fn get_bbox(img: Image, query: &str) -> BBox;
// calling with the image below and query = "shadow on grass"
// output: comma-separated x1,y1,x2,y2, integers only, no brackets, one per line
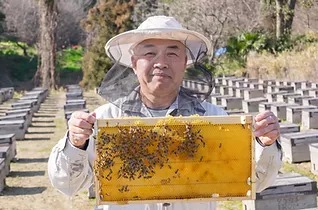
32,115,55,118
16,157,48,163
31,120,54,123
26,131,54,135
8,170,45,177
22,137,51,141
1,186,46,196
29,125,56,128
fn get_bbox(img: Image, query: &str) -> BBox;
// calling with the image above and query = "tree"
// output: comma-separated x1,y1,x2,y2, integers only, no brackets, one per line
259,0,276,34
259,0,296,39
132,0,169,27
55,0,94,48
275,0,296,38
2,0,97,89
167,0,259,63
296,0,318,31
81,0,136,89
2,0,39,45
33,0,58,89
2,0,92,49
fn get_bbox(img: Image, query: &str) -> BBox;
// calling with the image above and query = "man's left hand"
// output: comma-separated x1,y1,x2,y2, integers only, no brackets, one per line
253,110,280,146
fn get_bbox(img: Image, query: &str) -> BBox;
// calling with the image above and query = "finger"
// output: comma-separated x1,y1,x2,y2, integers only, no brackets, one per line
68,125,93,136
72,111,91,119
254,123,280,137
68,117,93,129
87,112,96,124
257,128,280,144
254,110,274,122
72,111,96,124
254,114,278,130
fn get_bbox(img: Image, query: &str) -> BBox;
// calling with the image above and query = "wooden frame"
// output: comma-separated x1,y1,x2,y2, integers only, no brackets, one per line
95,115,255,205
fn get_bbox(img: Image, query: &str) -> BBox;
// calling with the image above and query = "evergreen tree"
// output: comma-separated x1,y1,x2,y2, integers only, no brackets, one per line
81,0,135,89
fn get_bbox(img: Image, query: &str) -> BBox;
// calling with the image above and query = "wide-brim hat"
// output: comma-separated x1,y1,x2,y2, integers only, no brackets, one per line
105,16,211,67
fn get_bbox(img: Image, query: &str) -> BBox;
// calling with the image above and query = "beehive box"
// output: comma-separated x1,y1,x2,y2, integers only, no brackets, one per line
309,143,318,175
280,130,318,163
95,115,255,205
242,172,317,210
0,158,6,192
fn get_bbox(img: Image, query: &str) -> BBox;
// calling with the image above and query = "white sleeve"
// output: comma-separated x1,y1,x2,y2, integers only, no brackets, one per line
254,141,282,192
47,133,94,196
47,103,118,197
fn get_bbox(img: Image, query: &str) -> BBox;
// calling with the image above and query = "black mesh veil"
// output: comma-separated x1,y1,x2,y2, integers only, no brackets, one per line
98,62,139,102
182,43,214,100
98,40,214,109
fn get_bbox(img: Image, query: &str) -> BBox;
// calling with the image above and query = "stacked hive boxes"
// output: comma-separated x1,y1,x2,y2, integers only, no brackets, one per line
182,78,318,209
0,87,48,192
63,85,88,127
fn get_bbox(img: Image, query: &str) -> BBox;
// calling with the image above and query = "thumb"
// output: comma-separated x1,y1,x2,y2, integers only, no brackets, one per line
90,112,96,118
87,112,96,124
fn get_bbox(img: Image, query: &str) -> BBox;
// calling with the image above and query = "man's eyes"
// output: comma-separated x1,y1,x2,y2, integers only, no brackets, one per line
143,52,179,57
144,52,156,56
167,52,178,56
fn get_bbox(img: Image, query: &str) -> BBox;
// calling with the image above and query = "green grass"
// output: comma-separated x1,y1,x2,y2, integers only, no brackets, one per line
56,46,84,85
57,46,84,72
0,41,84,86
0,41,37,56
0,41,37,82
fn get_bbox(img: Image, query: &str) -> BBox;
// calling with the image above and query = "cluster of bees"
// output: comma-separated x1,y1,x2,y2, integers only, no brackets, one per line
95,123,205,183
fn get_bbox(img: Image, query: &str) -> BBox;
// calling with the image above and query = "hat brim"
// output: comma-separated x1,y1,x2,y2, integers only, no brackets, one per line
105,28,211,67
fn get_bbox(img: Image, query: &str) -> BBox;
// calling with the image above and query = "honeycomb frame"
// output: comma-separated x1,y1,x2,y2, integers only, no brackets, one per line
95,115,255,205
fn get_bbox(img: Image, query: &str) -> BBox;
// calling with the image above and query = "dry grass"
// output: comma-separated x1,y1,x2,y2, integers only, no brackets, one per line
281,162,318,182
246,43,318,82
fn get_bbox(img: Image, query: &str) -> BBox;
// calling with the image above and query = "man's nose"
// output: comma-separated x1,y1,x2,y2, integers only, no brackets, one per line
153,53,168,69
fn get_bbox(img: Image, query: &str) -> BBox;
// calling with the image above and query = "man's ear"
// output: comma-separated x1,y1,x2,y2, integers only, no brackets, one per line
131,56,137,74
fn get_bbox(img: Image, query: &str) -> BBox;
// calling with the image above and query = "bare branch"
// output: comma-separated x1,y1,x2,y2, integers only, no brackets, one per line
242,0,252,11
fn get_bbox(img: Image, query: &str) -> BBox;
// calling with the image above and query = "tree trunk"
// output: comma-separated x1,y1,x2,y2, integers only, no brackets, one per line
34,0,57,89
275,0,296,39
284,0,296,33
259,0,276,34
275,0,284,39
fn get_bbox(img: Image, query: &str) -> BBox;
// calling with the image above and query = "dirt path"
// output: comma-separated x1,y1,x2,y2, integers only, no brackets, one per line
0,90,103,210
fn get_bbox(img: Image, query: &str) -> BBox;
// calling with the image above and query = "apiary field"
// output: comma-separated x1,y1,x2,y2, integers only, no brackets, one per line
0,83,317,210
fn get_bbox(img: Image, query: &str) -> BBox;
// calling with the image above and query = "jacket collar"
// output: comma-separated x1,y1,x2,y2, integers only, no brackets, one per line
116,86,206,117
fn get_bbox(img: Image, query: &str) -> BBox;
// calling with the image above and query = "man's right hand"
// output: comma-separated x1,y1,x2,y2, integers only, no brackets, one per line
68,111,96,149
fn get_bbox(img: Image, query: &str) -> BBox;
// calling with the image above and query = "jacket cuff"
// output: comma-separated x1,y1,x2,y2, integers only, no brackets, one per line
57,132,88,158
256,137,282,151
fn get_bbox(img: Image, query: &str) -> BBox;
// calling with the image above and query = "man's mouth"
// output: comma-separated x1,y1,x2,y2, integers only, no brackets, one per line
152,72,170,78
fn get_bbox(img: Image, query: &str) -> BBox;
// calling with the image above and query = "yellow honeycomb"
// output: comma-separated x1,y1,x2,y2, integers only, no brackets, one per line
95,115,255,205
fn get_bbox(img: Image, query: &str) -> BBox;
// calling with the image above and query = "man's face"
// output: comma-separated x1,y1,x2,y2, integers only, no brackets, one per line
131,39,187,96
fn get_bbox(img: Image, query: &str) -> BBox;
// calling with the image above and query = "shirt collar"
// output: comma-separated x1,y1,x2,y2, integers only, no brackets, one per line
117,86,206,117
